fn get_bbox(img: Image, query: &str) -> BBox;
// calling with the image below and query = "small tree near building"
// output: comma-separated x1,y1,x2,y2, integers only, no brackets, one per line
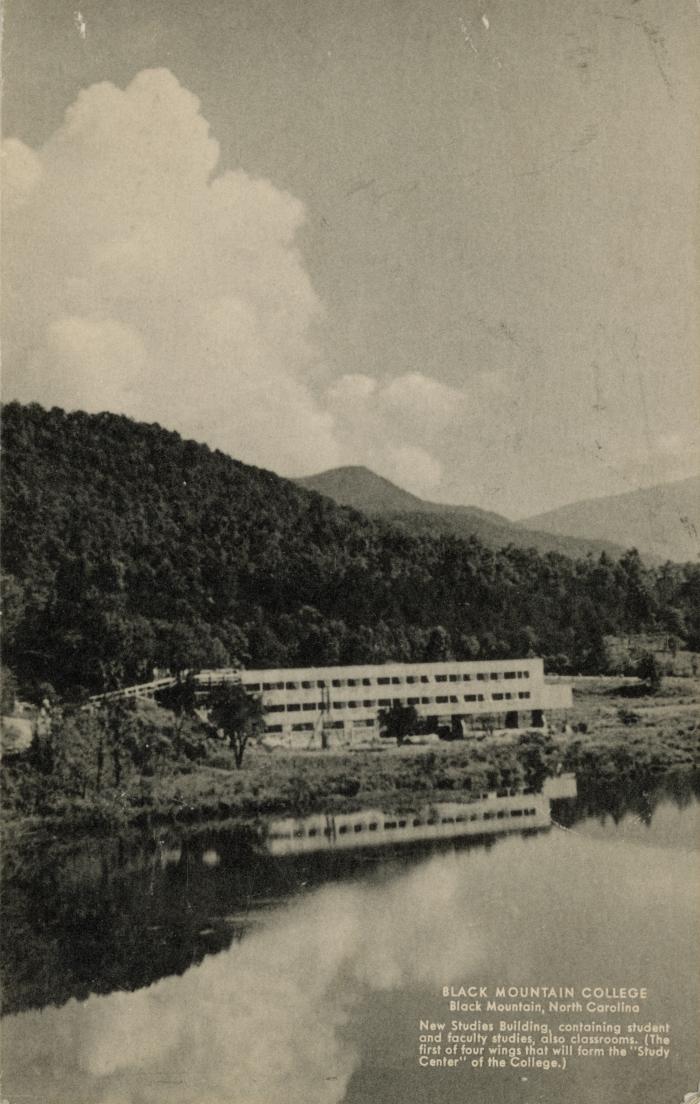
378,702,419,746
636,651,663,693
207,682,265,768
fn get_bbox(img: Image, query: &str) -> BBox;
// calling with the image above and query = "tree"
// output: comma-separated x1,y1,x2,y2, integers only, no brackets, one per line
636,651,663,693
516,730,556,791
378,702,419,746
96,698,139,789
206,682,265,768
157,671,199,738
1,666,18,714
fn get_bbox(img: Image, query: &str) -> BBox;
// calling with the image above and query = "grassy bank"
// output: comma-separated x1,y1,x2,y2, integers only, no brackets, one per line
2,678,698,833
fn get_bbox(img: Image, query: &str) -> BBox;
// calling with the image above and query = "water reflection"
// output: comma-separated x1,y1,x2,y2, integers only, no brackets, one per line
4,850,488,1104
2,773,699,1020
3,792,698,1104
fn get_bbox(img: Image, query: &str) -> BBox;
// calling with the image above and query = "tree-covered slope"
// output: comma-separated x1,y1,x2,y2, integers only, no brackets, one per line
2,402,699,697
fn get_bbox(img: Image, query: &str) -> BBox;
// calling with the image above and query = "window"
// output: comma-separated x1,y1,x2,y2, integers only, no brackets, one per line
462,674,471,682
348,701,358,708
267,704,284,713
362,677,372,686
436,695,448,704
303,702,316,711
464,694,477,702
391,676,401,685
363,699,375,708
247,683,261,692
308,828,318,837
420,675,430,683
477,673,487,681
398,819,407,828
287,702,301,711
493,693,504,701
265,724,283,733
406,676,417,684
477,694,485,702
332,701,345,709
365,718,375,727
291,722,314,731
329,720,344,729
449,695,458,703
301,680,313,689
408,696,419,705
354,823,363,832
490,672,500,681
504,693,512,700
504,671,516,680
378,677,390,685
332,679,343,688
316,680,326,688
384,820,397,829
378,698,390,706
263,682,274,691
449,674,460,682
347,678,358,687
421,696,433,704
519,691,531,699
435,674,447,683
285,681,298,690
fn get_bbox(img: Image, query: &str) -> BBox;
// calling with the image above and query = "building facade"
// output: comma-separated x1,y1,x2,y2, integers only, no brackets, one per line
208,658,573,749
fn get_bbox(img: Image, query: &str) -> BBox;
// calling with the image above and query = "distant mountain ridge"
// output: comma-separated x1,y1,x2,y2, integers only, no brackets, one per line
522,476,700,564
295,466,630,562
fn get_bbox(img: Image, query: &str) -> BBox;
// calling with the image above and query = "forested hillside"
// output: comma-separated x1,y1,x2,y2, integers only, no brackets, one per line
2,402,699,699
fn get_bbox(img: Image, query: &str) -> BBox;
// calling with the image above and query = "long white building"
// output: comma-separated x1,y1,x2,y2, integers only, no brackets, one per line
207,658,572,749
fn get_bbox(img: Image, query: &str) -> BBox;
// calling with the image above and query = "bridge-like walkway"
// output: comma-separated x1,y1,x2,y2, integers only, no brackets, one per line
89,668,241,704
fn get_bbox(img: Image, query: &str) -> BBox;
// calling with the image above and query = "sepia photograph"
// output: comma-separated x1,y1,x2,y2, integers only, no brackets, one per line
1,1,699,1101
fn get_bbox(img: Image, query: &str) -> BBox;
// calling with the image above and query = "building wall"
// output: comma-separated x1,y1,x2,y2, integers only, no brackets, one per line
221,658,572,748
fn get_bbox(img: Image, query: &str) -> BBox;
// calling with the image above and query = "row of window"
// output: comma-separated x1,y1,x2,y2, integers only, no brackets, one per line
268,806,541,840
266,718,378,734
245,670,531,693
265,691,531,714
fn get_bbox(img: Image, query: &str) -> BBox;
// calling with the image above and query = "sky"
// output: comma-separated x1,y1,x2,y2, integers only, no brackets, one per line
2,0,698,517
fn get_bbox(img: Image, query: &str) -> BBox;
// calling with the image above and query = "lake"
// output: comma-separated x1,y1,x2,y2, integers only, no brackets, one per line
2,772,699,1104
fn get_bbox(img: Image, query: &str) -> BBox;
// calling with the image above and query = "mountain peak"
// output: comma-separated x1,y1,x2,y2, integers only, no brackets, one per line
295,466,428,513
294,465,635,561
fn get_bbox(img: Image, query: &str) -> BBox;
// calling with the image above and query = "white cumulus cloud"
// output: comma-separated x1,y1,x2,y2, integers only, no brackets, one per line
2,69,340,475
2,68,479,493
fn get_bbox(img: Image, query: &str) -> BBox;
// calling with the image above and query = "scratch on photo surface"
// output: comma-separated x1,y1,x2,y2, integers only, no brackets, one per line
601,10,674,99
74,10,86,39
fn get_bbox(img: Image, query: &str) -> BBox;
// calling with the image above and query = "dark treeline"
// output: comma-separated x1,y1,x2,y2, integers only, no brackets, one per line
3,401,699,699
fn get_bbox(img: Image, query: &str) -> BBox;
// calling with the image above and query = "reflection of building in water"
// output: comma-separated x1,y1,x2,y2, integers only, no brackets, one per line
263,788,562,856
201,658,572,749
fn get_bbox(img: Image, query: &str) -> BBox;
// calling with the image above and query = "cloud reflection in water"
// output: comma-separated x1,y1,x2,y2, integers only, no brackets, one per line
6,850,484,1104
